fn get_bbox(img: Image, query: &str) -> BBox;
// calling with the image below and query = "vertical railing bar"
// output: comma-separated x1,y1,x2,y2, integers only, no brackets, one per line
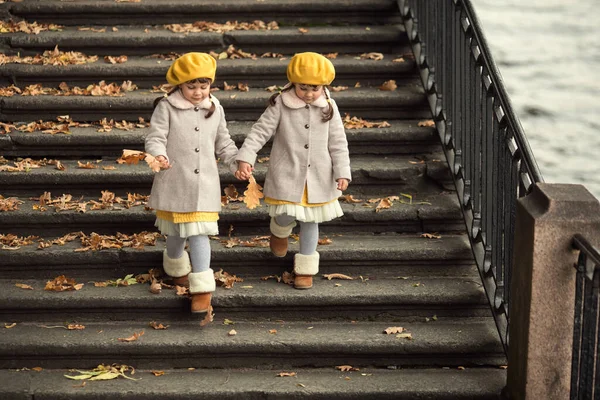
571,255,585,399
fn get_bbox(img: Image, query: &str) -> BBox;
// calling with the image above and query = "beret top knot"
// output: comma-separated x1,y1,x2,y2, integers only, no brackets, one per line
166,52,217,86
286,52,335,86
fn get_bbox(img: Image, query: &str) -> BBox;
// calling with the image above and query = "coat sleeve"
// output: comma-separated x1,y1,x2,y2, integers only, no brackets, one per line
145,99,170,160
214,105,239,175
328,100,352,181
236,99,281,166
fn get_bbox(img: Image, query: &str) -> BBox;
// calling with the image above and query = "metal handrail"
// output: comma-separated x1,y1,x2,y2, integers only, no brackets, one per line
571,234,600,399
398,0,544,353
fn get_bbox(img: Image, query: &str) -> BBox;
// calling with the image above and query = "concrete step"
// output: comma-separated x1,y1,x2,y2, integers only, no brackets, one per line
0,319,505,369
0,274,487,321
0,367,506,400
0,53,417,88
5,0,402,25
0,154,451,197
0,120,439,157
0,233,473,280
1,25,408,56
0,86,429,122
0,189,461,236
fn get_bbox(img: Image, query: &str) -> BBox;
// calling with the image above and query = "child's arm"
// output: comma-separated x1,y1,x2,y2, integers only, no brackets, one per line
145,100,171,167
327,99,352,188
214,104,239,175
236,100,281,172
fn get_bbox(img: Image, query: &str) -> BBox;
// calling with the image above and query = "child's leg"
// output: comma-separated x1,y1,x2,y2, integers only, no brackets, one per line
294,222,320,290
163,235,191,284
187,234,216,313
270,214,297,257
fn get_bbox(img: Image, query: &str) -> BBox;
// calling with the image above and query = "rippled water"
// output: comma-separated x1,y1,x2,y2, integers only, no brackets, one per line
472,0,600,198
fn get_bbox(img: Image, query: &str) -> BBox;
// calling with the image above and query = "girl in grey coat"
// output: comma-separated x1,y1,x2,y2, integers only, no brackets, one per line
146,52,238,313
236,52,351,290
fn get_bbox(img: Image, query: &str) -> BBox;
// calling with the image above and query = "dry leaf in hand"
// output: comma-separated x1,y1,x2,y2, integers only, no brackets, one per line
379,80,397,91
384,326,404,334
117,330,144,342
144,153,162,173
243,175,264,209
323,273,354,280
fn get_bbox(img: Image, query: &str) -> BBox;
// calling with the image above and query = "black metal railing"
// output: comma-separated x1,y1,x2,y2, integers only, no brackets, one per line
398,0,544,352
571,234,600,399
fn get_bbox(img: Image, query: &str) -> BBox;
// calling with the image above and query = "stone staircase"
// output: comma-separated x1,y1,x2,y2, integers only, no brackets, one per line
0,0,506,398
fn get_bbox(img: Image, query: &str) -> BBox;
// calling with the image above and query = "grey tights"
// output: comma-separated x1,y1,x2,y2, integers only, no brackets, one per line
166,235,211,273
275,214,318,255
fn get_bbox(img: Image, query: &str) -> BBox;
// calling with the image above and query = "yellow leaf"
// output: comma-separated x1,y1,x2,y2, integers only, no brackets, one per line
243,175,264,210
5,323,16,329
228,329,237,336
89,371,121,380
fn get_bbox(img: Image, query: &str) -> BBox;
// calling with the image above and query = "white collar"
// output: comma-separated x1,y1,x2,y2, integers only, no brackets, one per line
166,89,217,110
280,84,330,109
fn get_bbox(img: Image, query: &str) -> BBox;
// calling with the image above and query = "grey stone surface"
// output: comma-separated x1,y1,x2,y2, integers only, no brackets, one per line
0,319,504,369
0,368,505,400
507,183,600,399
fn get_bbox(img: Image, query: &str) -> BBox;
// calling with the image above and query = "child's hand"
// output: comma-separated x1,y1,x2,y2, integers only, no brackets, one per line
236,161,254,181
155,155,171,169
336,178,349,191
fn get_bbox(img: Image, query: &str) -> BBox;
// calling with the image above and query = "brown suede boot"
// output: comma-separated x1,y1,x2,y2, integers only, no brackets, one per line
293,252,319,290
163,251,192,285
269,217,296,258
191,293,212,313
294,275,313,290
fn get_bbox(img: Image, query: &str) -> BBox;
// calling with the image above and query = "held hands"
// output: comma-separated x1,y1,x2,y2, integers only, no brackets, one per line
337,178,349,191
155,155,171,169
235,161,254,181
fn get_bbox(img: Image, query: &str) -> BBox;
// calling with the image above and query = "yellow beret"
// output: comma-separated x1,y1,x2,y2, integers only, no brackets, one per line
166,52,216,86
286,52,335,86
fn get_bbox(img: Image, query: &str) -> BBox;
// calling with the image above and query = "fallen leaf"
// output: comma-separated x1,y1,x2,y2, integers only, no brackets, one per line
379,80,397,91
420,233,441,239
5,323,16,329
15,283,33,290
32,367,43,372
360,52,384,61
149,321,169,330
228,329,237,336
67,324,86,330
392,57,405,63
396,332,413,340
65,364,139,381
418,120,435,127
375,198,393,212
277,372,297,377
117,330,144,342
149,279,162,294
151,370,165,376
384,327,404,335
336,365,359,372
199,304,214,327
214,269,243,289
44,275,84,291
322,273,354,280
175,285,188,296
340,194,363,203
298,28,309,34
318,237,333,245
458,366,465,370
77,161,97,169
269,329,277,334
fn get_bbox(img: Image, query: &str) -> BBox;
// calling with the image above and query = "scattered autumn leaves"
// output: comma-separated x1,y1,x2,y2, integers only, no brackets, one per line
0,115,149,135
0,80,138,97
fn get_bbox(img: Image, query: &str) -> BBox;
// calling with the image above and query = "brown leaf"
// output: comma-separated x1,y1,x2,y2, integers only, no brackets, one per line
418,120,435,127
175,285,188,296
228,329,237,336
269,329,277,334
214,269,243,289
243,175,264,209
342,114,391,129
32,367,43,372
151,370,165,376
149,321,169,330
379,80,397,91
77,161,97,169
331,86,349,92
199,304,214,327
318,237,333,245
5,323,16,329
282,271,294,285
67,324,86,330
336,365,359,372
117,330,144,342
44,275,84,291
15,283,33,290
277,372,297,377
420,233,442,239
340,194,362,203
117,149,146,165
360,52,384,61
323,273,354,280
104,55,128,64
375,198,393,212
149,279,162,294
392,57,405,63
384,326,404,335
298,28,309,34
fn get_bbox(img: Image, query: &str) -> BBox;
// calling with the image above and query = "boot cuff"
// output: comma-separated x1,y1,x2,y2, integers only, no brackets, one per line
294,252,320,276
163,250,192,278
189,269,216,294
270,217,297,238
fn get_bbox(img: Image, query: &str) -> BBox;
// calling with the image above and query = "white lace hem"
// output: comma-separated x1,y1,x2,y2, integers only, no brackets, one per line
155,218,219,238
267,200,343,223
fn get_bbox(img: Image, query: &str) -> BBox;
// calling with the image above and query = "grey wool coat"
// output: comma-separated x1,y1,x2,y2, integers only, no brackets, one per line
145,91,238,213
236,88,351,204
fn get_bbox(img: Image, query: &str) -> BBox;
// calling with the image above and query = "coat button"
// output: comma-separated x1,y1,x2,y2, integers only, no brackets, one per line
305,105,309,109
195,127,200,131
194,169,200,174
195,148,200,152
308,164,311,167
304,124,309,129
194,107,199,111
304,144,309,149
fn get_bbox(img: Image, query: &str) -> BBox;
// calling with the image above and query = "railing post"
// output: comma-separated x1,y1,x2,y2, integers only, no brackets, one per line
506,183,600,399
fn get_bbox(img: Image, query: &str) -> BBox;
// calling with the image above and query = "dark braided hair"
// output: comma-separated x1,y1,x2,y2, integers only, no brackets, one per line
153,78,215,118
269,84,334,122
